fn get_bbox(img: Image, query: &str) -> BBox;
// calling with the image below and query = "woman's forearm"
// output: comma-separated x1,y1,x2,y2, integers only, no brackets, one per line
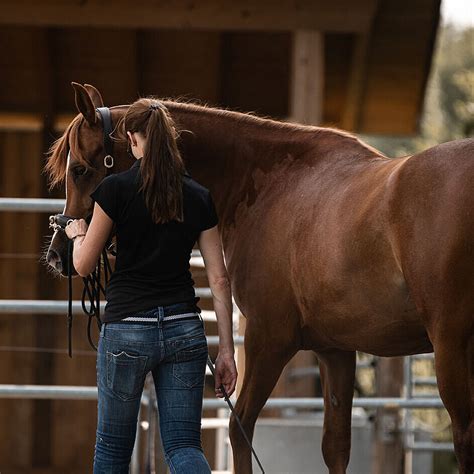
72,235,90,276
209,275,234,355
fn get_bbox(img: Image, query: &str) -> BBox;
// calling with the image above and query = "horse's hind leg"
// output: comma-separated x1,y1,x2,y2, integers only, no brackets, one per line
230,320,297,474
431,322,474,474
316,350,356,474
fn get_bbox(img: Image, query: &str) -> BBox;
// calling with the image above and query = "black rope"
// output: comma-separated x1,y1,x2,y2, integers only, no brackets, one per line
66,236,110,357
67,238,73,358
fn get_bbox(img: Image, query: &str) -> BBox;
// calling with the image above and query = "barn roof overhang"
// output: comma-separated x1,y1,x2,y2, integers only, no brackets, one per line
0,0,441,135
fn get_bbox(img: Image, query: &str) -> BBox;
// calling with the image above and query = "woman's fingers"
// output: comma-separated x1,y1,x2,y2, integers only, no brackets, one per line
214,358,238,398
65,218,88,239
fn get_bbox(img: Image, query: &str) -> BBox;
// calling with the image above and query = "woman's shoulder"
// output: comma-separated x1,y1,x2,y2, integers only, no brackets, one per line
183,173,211,198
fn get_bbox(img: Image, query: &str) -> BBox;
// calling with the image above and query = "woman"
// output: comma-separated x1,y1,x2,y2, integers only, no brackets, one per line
65,98,237,473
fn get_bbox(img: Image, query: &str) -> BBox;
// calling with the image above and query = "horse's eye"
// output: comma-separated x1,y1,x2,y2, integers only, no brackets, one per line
71,166,88,177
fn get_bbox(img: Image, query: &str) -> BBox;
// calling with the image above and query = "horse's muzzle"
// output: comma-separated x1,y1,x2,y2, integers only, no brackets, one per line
48,213,77,233
46,246,63,273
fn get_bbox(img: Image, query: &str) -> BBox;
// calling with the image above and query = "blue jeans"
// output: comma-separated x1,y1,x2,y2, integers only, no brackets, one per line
93,303,211,474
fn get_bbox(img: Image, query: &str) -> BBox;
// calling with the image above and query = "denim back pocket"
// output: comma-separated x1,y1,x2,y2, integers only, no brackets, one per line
173,338,208,389
106,350,148,401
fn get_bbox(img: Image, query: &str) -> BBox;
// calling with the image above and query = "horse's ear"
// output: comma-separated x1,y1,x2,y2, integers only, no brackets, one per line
71,82,97,125
84,84,104,108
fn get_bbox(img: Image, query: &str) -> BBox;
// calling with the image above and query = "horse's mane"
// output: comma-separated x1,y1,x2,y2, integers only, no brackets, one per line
163,98,384,157
43,99,383,190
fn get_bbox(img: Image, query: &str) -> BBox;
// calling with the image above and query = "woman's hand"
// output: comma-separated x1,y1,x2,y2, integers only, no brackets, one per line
65,218,88,240
214,352,238,398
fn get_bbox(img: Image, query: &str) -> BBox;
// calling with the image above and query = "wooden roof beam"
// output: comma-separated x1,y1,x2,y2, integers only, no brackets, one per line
1,0,377,32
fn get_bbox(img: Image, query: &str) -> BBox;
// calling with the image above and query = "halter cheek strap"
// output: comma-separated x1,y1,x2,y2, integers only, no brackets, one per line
96,107,114,173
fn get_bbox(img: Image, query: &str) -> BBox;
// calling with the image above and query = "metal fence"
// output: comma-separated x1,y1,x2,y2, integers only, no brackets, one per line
0,197,454,471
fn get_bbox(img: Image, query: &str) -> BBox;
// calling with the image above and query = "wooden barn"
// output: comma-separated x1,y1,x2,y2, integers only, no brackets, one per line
0,0,440,472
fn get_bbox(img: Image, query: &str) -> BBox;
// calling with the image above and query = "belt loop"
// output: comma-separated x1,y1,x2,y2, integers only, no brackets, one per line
158,306,164,328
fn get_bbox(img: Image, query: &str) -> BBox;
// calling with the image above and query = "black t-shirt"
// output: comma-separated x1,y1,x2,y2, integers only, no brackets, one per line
89,159,218,323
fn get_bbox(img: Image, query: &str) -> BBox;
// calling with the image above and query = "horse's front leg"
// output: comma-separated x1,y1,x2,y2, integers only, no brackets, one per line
431,324,474,474
315,349,356,474
230,319,297,474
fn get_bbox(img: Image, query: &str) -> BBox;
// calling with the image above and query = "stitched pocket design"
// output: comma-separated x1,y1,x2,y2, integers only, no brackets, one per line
173,339,208,389
106,350,148,401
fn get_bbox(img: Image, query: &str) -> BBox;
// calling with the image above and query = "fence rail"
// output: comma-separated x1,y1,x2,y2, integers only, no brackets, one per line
0,384,446,409
0,197,65,212
0,295,214,312
0,197,452,460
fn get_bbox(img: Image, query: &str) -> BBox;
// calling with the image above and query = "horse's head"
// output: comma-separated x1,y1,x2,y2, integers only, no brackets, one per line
44,83,130,275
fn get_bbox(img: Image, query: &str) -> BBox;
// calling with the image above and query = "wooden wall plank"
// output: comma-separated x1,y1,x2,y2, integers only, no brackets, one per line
0,27,47,111
220,32,291,118
0,130,42,470
53,28,139,110
139,30,222,105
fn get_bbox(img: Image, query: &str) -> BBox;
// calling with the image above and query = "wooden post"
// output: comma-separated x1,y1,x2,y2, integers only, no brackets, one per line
289,30,324,125
372,357,405,474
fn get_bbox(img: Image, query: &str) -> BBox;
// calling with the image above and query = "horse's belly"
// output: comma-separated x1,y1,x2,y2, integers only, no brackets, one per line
331,316,433,356
301,300,433,356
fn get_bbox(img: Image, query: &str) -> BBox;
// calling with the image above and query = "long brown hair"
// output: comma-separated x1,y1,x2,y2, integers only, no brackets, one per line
121,98,185,224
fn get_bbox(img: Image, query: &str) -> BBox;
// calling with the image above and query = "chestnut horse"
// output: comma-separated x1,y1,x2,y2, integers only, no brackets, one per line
45,83,474,474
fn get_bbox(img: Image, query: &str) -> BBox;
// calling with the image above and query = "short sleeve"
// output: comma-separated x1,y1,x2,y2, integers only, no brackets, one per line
90,175,119,222
200,191,218,231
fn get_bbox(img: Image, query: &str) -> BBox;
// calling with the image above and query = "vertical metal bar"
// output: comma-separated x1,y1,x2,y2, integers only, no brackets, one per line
215,408,229,470
147,390,156,474
131,402,143,474
141,383,152,474
229,298,240,472
403,356,414,474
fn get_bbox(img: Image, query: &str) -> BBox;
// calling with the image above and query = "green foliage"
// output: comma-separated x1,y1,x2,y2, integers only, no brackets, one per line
362,25,474,157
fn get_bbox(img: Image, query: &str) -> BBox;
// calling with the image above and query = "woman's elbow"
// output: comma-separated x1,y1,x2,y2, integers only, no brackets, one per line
76,268,91,278
210,274,231,293
73,255,94,277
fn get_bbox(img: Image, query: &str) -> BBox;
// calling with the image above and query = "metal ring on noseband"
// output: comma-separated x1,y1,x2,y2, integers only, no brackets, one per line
103,155,114,168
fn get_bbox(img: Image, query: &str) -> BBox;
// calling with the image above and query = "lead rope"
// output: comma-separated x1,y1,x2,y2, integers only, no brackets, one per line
66,239,110,357
206,357,266,473
67,238,73,357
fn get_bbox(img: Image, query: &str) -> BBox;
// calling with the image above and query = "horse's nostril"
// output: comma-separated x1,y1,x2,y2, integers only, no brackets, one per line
46,248,63,273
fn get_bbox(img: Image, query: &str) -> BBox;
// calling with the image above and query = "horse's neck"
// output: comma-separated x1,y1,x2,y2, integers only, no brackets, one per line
117,102,382,238
166,102,317,226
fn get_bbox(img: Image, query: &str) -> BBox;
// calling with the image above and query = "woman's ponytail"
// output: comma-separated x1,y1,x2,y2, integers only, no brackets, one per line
122,98,185,224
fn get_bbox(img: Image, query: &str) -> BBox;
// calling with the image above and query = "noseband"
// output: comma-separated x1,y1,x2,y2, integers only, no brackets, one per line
96,106,115,173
